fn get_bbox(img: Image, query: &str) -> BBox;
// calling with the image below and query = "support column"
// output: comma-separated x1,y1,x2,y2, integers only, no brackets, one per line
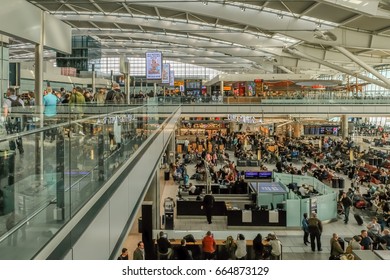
144,170,160,233
153,83,157,97
125,74,130,104
293,123,302,138
341,115,348,139
34,13,44,178
169,133,176,165
0,36,9,107
91,64,96,96
220,80,224,96
141,201,154,260
55,133,65,220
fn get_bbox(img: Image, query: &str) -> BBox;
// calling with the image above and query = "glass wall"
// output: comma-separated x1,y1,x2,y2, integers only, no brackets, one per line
0,104,178,259
273,173,338,227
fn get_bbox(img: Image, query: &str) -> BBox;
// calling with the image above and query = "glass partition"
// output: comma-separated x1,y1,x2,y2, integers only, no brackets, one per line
273,173,338,225
0,104,179,259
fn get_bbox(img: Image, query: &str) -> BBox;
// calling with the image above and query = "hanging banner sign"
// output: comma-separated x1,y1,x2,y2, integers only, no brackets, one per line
162,63,170,84
169,70,175,87
145,52,162,80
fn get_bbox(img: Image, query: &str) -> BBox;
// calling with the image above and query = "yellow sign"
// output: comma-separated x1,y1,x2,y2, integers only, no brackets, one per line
174,81,184,87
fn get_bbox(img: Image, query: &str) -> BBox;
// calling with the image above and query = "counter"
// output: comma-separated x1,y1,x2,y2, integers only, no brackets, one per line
227,209,287,227
176,200,227,216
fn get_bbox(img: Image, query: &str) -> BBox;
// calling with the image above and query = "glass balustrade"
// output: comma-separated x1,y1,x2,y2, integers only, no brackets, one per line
0,104,179,259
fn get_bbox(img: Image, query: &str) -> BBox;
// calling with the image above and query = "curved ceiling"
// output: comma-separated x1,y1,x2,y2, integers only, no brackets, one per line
15,0,390,82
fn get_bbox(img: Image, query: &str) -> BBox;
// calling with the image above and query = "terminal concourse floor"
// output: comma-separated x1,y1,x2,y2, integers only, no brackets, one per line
125,137,376,260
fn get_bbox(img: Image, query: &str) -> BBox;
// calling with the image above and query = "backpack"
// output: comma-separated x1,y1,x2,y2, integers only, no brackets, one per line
112,91,124,104
8,97,23,107
183,234,196,243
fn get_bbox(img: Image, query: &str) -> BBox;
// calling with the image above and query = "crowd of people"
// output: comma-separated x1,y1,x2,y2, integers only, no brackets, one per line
122,230,282,260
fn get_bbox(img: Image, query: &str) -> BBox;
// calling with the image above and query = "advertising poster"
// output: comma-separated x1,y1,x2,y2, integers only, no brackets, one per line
145,52,162,80
162,63,170,84
169,69,175,87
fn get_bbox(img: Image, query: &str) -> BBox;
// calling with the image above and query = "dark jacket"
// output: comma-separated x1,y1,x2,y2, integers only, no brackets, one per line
133,248,144,260
176,245,192,260
203,194,215,209
307,217,323,234
157,237,171,254
330,238,344,257
341,196,353,208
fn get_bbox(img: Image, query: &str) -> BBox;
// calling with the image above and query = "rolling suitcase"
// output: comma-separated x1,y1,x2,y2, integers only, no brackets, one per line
338,178,345,189
332,178,339,188
354,214,364,225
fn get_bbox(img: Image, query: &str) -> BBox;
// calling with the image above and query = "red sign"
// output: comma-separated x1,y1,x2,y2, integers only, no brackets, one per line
254,79,263,83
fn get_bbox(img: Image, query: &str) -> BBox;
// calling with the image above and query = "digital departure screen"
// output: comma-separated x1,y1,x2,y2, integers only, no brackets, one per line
244,171,259,179
258,171,273,179
245,171,273,179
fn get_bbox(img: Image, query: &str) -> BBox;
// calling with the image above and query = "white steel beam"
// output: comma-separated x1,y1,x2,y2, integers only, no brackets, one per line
284,47,389,89
334,46,390,87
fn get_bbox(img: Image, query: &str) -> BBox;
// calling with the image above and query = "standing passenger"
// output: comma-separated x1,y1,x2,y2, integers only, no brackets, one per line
117,248,129,260
43,86,58,142
132,242,145,260
302,213,310,246
307,212,323,252
202,192,215,224
340,191,353,224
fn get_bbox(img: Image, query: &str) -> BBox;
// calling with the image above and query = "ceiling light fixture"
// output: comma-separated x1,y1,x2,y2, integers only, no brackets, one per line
89,14,94,19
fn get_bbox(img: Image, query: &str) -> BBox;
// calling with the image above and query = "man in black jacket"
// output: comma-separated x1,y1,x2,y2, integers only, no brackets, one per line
340,191,353,224
157,231,172,259
176,239,193,260
202,192,215,224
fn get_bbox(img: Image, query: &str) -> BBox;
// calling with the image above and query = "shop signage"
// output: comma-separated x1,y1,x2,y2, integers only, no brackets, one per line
227,114,263,124
96,114,136,125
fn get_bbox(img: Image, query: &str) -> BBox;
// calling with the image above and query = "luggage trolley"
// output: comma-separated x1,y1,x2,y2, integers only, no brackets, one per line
163,197,175,230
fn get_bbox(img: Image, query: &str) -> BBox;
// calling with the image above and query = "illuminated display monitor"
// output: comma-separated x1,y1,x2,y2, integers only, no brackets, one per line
258,171,273,179
244,171,272,180
245,171,259,179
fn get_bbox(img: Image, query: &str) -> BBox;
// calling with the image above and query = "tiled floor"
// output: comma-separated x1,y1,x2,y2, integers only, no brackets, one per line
124,138,376,260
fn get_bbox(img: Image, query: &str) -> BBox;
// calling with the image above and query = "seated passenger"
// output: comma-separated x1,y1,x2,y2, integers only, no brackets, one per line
234,234,247,260
157,231,173,259
188,183,201,195
298,184,309,197
360,229,374,250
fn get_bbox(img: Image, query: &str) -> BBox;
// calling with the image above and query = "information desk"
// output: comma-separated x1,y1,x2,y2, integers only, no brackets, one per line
227,209,287,227
176,200,227,216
